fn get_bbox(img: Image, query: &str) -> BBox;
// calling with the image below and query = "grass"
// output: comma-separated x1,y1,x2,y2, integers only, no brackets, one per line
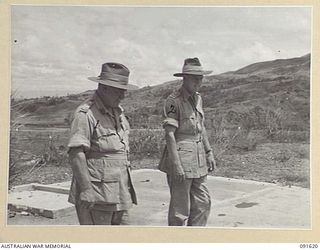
214,143,310,188
8,127,310,189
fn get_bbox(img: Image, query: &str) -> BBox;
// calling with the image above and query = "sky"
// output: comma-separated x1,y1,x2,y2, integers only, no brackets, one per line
11,5,311,98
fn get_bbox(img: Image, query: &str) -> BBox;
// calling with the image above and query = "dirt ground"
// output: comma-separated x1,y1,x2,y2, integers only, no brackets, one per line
8,142,310,189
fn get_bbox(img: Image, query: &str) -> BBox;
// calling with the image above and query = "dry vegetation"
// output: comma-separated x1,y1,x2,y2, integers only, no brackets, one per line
8,119,310,189
8,54,310,189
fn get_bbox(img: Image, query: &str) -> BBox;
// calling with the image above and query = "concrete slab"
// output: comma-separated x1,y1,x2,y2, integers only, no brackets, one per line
7,169,310,228
128,170,310,229
8,183,73,219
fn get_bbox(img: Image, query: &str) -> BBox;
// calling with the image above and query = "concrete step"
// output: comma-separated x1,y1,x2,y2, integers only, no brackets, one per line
8,183,73,219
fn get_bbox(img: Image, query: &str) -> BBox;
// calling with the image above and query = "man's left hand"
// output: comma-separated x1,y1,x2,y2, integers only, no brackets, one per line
206,152,217,172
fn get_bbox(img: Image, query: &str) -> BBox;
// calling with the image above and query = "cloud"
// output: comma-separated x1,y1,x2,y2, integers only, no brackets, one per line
11,6,311,98
237,42,277,65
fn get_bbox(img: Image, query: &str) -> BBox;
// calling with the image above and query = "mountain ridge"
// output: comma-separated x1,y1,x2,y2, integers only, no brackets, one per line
12,53,310,134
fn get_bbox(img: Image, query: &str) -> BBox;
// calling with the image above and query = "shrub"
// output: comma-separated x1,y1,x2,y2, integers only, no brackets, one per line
46,97,65,106
129,129,164,160
273,149,291,162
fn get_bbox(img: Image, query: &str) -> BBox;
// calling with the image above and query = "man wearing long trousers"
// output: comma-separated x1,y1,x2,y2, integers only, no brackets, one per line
159,57,217,226
68,62,138,225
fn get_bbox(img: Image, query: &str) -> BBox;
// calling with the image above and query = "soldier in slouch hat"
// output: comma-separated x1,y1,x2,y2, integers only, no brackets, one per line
159,57,217,226
68,62,138,225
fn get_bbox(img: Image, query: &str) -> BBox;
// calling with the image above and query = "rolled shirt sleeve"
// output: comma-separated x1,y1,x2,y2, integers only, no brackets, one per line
67,110,92,152
162,97,179,128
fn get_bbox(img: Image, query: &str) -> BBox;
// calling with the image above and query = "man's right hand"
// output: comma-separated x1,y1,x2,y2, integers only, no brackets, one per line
172,165,185,182
79,188,96,209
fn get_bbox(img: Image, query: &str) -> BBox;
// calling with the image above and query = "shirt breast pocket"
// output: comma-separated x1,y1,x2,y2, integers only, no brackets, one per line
87,158,121,204
180,113,197,133
94,126,124,152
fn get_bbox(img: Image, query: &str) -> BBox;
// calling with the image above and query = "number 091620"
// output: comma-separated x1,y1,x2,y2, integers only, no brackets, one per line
300,244,318,248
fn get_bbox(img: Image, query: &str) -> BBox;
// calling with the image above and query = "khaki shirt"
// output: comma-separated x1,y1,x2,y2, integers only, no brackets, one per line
159,87,208,178
68,92,130,155
68,92,137,211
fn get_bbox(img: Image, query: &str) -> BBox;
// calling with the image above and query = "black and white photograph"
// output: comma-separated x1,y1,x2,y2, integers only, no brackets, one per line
6,4,313,232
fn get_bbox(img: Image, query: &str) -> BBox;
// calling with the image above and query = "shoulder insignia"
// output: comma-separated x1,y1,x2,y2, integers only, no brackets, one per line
165,96,178,115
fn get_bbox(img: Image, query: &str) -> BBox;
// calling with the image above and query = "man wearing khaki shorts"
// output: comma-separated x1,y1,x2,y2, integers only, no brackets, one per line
68,62,138,225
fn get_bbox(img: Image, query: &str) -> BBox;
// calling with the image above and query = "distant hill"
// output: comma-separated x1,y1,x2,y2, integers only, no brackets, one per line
11,54,310,135
124,53,310,132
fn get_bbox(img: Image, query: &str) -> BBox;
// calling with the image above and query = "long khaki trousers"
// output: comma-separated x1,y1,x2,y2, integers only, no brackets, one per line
167,175,211,226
